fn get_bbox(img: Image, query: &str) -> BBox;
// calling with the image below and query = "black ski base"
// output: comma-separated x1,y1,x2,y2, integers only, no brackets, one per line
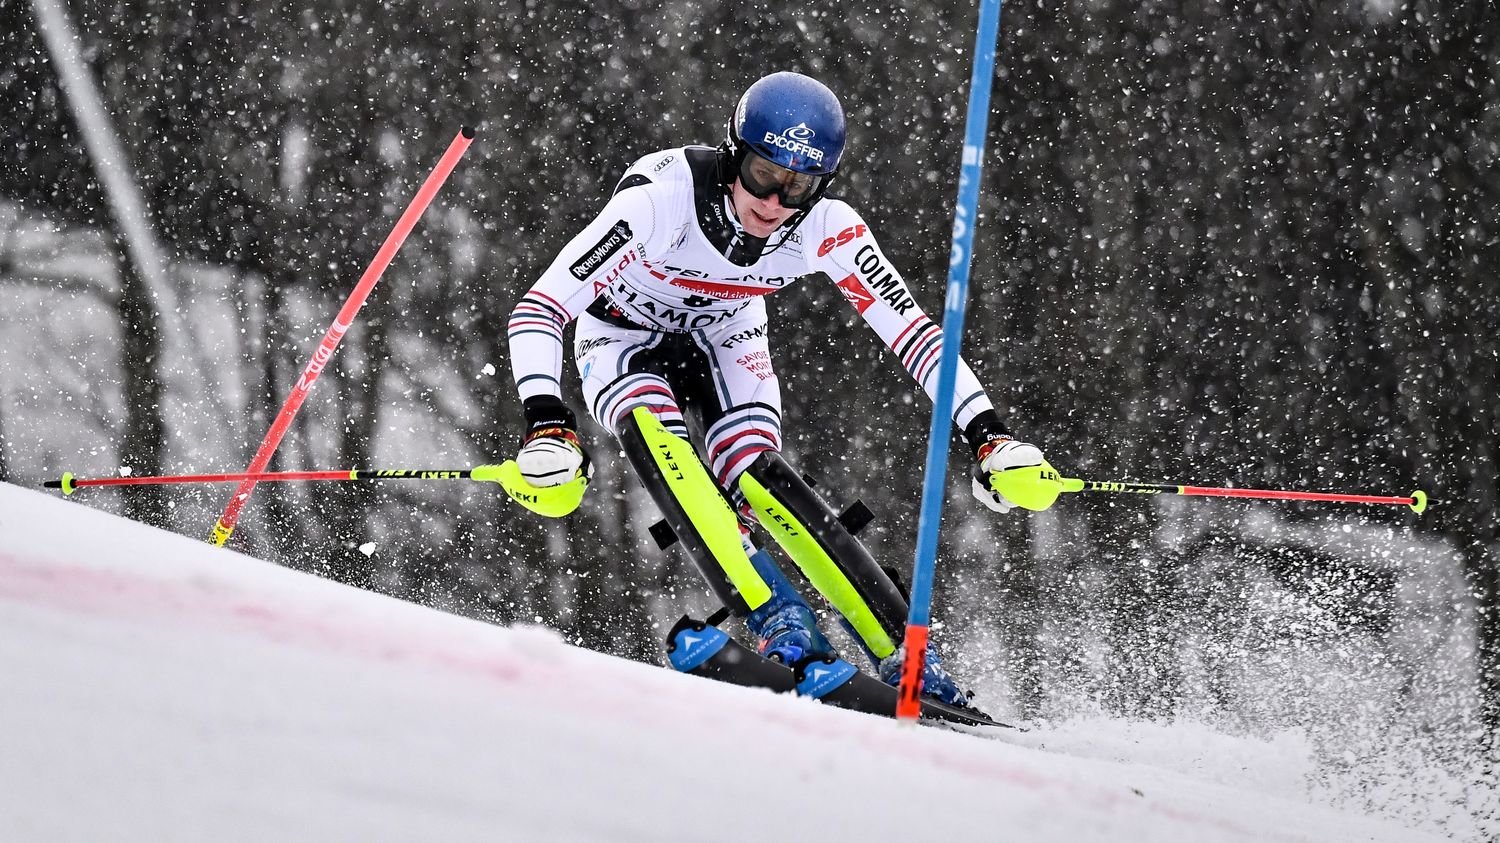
665,616,1011,731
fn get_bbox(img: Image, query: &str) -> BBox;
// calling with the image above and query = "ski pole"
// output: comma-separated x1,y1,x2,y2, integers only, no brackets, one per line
45,467,506,496
209,126,475,548
1059,478,1430,513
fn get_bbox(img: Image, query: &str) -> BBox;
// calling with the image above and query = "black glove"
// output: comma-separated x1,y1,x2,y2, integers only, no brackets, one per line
963,409,1014,461
963,409,1050,513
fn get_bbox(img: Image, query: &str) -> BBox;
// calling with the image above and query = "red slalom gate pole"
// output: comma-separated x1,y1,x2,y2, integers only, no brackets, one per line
209,126,475,546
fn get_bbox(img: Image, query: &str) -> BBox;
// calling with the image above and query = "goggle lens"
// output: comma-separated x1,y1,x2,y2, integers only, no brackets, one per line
738,151,824,209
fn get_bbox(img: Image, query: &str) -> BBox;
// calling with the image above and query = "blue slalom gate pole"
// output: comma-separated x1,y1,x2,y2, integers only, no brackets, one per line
896,0,1006,720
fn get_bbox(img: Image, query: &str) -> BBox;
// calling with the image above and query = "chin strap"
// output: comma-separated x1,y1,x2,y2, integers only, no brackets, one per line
721,191,813,263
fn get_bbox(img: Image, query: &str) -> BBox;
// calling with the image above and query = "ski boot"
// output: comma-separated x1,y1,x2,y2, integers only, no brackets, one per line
743,548,834,664
877,645,973,709
747,600,834,664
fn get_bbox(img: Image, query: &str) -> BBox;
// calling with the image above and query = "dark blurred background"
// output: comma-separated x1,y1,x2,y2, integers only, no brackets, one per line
1,0,1496,822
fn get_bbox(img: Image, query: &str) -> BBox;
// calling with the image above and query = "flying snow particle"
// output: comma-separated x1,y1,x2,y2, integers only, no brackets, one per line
358,542,377,556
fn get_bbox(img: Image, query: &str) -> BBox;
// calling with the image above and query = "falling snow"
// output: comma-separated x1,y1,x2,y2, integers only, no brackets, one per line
0,1,1496,838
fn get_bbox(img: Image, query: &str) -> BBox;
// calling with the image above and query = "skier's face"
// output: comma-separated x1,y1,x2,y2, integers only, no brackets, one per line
730,164,801,238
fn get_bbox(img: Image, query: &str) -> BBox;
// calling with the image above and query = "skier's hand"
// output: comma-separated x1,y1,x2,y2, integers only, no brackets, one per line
515,396,589,487
517,432,586,487
488,396,591,518
964,411,1062,513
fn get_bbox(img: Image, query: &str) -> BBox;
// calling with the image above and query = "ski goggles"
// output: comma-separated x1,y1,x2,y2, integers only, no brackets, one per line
737,150,827,209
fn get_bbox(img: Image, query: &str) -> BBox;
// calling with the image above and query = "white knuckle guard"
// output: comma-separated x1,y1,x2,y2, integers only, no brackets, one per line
980,441,1044,474
516,438,583,487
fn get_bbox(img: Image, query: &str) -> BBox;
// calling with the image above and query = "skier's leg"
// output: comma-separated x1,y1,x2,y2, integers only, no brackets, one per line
628,304,830,658
736,456,974,705
576,313,775,616
684,311,973,703
735,452,906,660
614,405,778,614
736,454,976,704
742,544,833,662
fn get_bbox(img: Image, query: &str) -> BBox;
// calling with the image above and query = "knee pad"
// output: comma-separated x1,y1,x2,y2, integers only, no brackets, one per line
736,452,907,660
615,406,772,614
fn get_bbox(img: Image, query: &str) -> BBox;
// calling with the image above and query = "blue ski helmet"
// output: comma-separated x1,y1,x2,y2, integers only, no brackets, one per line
729,72,846,177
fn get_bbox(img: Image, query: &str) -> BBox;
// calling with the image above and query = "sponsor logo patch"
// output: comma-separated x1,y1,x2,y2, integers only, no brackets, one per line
762,122,825,164
667,278,782,301
736,350,774,381
717,321,762,348
611,287,743,330
569,220,633,281
785,124,815,142
836,273,875,313
721,323,767,349
577,336,619,357
817,224,868,257
593,248,639,295
654,264,792,289
853,244,916,315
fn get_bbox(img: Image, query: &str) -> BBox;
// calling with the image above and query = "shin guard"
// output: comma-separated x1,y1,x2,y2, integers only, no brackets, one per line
616,407,771,614
737,452,907,660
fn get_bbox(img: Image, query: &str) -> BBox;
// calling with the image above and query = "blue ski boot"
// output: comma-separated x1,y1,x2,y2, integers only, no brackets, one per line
743,549,833,664
748,600,833,663
877,645,972,708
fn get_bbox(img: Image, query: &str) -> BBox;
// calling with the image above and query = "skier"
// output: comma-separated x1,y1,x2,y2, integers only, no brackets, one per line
502,71,1058,707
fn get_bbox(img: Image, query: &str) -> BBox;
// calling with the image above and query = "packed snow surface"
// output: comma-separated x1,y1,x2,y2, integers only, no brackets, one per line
0,482,1437,841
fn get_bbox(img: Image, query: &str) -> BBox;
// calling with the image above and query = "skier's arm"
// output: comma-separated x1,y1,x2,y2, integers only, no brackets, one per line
809,205,995,430
508,188,656,403
810,203,1061,513
501,185,658,516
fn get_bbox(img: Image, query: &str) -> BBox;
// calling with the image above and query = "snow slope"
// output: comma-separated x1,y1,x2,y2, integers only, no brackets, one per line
0,482,1437,842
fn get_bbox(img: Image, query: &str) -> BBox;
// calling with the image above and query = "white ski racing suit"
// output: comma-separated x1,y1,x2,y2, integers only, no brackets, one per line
507,145,996,491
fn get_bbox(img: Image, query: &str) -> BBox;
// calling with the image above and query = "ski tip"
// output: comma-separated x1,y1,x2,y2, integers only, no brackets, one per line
916,696,1020,732
1409,489,1428,514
